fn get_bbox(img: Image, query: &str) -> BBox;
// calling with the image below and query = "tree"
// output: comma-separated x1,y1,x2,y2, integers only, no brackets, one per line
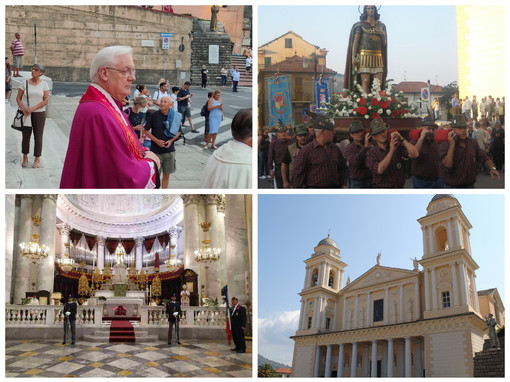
258,363,280,378
439,81,459,120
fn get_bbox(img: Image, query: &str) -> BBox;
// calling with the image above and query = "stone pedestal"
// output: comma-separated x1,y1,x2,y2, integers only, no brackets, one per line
190,19,232,87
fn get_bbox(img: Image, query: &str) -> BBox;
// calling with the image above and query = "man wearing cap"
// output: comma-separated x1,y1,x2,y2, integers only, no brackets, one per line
440,115,500,188
267,125,294,188
343,120,372,188
292,115,346,188
62,295,77,345
166,294,182,345
230,297,247,353
410,117,443,188
281,124,310,188
366,118,419,188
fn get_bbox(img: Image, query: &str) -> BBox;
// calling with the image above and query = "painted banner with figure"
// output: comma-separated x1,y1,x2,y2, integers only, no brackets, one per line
267,74,293,130
315,77,330,108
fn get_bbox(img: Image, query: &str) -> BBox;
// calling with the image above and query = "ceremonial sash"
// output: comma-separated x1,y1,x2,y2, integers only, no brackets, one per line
80,84,145,160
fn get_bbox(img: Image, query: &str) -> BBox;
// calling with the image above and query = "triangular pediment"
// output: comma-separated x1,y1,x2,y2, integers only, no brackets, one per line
342,265,418,293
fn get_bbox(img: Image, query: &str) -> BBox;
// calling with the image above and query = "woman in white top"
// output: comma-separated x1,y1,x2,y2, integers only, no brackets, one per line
16,63,50,168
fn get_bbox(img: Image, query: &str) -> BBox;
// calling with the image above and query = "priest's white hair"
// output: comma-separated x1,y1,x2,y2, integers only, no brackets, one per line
90,46,133,83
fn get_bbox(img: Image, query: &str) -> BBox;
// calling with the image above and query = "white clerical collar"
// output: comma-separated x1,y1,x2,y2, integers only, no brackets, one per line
90,83,128,126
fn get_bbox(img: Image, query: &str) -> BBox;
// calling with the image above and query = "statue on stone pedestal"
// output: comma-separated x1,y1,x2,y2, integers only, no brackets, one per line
485,314,500,348
410,257,419,271
210,5,220,31
376,252,381,266
180,284,190,307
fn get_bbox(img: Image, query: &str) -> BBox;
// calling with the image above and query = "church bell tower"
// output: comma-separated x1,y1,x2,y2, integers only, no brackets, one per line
296,235,347,334
418,195,480,320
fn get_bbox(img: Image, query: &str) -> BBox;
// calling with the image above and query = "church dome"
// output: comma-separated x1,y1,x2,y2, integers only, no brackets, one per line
317,235,338,248
430,194,455,203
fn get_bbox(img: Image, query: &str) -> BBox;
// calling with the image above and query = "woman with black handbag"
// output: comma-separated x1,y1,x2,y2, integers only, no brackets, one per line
16,63,50,168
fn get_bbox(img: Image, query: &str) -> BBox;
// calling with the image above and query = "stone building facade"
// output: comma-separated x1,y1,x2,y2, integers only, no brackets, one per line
291,195,501,377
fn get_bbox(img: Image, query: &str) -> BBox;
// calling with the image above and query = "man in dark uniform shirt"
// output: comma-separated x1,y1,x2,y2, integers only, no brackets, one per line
63,295,77,345
166,294,182,345
267,125,294,188
366,118,419,188
343,120,372,188
410,116,443,188
281,124,309,188
439,114,500,188
292,114,346,188
230,297,247,353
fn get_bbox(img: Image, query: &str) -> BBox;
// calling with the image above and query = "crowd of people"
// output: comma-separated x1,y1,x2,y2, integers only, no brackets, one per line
261,113,503,189
56,45,251,189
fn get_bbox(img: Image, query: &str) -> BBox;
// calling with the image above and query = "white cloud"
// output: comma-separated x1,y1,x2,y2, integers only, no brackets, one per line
258,310,300,366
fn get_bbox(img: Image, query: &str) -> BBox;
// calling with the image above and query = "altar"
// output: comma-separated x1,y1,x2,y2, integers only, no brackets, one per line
96,290,145,317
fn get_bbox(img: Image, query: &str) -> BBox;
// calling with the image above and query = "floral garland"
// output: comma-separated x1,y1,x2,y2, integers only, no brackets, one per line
320,78,418,120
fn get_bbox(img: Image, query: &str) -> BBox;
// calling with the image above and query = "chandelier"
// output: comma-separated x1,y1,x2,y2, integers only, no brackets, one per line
165,244,183,272
194,222,220,263
57,242,75,272
19,216,50,264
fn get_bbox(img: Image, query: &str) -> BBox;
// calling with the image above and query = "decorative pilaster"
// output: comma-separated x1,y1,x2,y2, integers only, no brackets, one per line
182,194,201,272
5,195,16,304
56,223,72,260
431,268,438,310
424,270,430,311
459,262,468,305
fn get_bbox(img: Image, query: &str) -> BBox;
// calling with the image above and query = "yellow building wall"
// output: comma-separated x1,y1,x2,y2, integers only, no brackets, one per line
259,32,326,69
457,6,505,99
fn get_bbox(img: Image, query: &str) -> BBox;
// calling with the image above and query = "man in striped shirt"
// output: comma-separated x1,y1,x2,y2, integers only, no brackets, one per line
10,33,24,77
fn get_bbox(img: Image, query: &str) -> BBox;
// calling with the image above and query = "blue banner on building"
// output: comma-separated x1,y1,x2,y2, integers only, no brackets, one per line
267,74,293,130
315,77,330,108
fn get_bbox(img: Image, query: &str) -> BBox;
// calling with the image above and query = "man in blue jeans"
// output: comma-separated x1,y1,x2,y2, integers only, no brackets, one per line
177,81,198,133
232,67,240,92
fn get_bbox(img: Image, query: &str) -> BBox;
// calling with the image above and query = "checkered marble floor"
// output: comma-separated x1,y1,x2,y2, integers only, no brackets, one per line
5,339,252,378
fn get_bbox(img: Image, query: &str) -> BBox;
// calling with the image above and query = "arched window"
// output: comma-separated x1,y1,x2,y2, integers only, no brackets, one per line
435,226,449,252
328,270,335,288
311,269,319,287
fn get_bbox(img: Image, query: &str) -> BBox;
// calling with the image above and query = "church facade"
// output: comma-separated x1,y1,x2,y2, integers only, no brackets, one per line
291,195,501,377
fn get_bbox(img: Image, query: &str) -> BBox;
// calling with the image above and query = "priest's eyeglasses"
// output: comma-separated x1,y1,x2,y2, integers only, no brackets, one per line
105,67,136,78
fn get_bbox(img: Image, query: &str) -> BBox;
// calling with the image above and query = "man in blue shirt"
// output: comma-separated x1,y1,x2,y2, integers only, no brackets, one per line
177,81,198,133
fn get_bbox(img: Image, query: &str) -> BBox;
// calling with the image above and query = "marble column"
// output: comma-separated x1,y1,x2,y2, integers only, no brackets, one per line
204,195,224,299
453,219,462,249
371,340,377,377
337,343,345,378
56,223,72,260
36,195,57,292
325,345,333,377
14,195,33,304
97,236,106,270
181,194,201,272
472,273,480,312
404,336,412,377
312,296,319,328
363,344,370,377
427,226,434,254
415,339,422,377
431,268,438,310
387,338,394,377
447,219,455,249
398,340,404,377
298,299,305,330
225,195,250,304
421,227,428,256
5,195,16,304
134,237,143,271
314,346,321,377
304,265,310,289
458,262,468,305
350,342,358,377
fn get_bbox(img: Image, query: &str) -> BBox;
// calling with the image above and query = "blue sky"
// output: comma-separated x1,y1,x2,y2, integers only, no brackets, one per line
259,5,458,85
258,194,505,366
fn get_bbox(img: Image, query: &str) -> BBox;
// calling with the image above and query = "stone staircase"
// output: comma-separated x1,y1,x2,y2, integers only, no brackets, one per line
83,319,159,343
231,55,252,86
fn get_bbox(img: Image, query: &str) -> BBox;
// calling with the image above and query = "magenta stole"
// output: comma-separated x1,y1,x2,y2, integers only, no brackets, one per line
60,85,151,188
